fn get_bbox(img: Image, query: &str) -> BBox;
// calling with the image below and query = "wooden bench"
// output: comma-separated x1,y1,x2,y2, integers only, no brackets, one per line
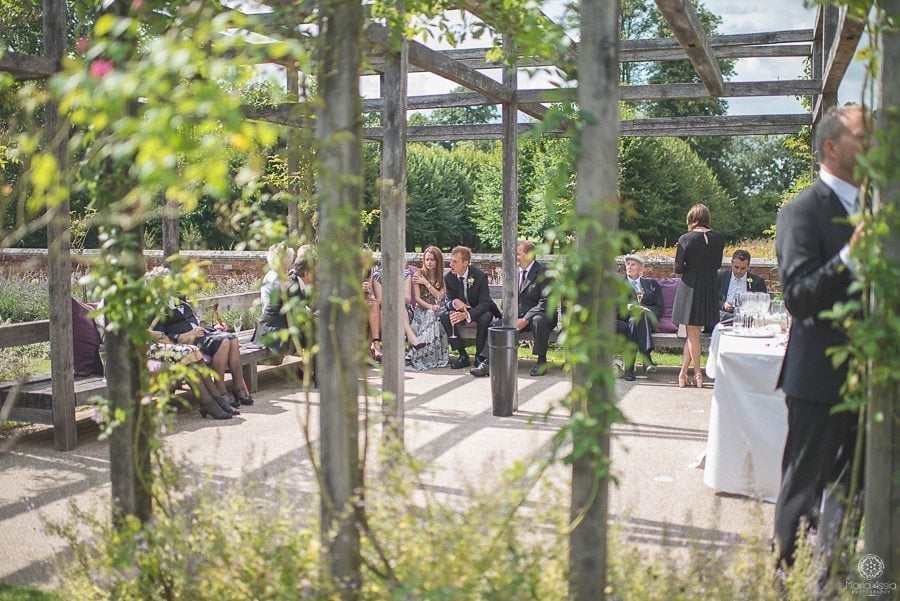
0,291,282,424
452,284,708,352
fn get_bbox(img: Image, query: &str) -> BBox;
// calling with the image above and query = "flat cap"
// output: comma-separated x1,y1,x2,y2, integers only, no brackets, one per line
623,254,645,265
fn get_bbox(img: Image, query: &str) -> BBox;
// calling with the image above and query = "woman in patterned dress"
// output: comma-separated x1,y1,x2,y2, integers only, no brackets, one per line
406,246,449,371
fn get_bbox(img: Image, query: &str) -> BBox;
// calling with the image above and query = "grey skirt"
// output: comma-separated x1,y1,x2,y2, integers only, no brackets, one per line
671,280,693,326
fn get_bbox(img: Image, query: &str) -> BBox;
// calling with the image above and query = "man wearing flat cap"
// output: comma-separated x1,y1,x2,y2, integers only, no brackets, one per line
617,254,663,381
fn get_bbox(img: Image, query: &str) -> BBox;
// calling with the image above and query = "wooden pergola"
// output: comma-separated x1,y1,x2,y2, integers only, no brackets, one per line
2,0,896,595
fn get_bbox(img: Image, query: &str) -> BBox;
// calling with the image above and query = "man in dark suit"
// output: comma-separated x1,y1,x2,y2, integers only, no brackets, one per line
616,254,663,381
773,105,868,569
440,245,500,370
470,240,557,378
717,249,768,323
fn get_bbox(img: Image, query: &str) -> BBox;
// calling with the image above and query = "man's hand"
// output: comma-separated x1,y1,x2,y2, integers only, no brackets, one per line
451,298,469,311
516,318,528,331
449,310,469,325
723,301,734,312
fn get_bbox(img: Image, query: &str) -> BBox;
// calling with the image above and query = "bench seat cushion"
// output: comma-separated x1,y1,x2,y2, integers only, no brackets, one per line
655,278,679,334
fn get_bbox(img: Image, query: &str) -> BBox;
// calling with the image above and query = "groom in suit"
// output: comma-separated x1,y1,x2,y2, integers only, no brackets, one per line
717,249,768,323
616,254,663,381
773,105,868,569
440,245,500,370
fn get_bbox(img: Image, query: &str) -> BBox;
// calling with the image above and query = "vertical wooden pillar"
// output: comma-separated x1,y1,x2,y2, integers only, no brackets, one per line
501,38,518,328
569,1,619,599
866,0,900,582
380,29,408,444
316,0,363,596
161,193,179,261
286,66,301,237
43,0,76,451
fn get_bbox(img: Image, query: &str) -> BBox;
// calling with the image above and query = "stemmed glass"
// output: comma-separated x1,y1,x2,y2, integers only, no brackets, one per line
194,303,205,326
450,322,458,339
234,315,243,334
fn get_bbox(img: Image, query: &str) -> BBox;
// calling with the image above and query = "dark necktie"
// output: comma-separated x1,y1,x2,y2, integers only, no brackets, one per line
519,269,527,292
459,275,466,299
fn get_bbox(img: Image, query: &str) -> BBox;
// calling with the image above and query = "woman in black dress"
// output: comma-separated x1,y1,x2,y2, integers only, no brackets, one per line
671,204,725,388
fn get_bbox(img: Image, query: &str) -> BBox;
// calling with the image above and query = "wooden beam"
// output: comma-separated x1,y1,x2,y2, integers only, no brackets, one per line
0,320,50,348
365,23,548,122
0,51,57,79
653,0,725,96
812,5,865,126
363,114,810,141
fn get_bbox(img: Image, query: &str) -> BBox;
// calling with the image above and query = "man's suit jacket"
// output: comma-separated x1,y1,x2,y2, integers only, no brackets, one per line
444,266,500,321
717,269,768,311
619,276,664,325
776,178,856,406
518,261,556,327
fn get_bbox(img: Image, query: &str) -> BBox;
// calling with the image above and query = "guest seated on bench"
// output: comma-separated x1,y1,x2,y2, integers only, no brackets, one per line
440,245,500,370
616,254,663,381
406,246,449,371
717,249,768,324
365,259,423,363
148,268,254,408
255,245,317,383
147,332,234,420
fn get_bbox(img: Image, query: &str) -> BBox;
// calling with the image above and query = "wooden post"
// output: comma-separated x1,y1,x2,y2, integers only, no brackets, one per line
316,0,363,596
286,66,301,237
161,193,179,261
866,0,900,582
501,37,518,328
569,1,619,600
43,0,76,451
379,26,408,444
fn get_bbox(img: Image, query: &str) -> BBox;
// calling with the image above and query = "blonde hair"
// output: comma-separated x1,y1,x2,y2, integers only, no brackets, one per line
266,242,295,273
686,204,711,230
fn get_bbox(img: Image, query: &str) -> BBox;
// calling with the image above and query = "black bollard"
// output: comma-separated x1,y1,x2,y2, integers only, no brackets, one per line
489,326,518,416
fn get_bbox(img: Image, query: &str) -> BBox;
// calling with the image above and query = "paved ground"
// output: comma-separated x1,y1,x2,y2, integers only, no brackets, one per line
0,360,774,590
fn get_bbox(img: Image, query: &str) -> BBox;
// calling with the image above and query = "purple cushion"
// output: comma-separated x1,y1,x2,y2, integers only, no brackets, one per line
72,298,103,376
656,278,679,334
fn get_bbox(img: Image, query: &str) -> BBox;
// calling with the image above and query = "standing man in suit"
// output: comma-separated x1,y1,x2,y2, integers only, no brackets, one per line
773,105,868,569
440,245,500,370
616,254,663,381
718,249,768,322
470,240,557,377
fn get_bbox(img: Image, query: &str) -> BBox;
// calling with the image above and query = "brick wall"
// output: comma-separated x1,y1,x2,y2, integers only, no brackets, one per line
0,248,781,292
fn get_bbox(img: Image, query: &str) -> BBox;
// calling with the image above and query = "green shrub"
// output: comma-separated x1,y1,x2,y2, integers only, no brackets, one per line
0,274,49,324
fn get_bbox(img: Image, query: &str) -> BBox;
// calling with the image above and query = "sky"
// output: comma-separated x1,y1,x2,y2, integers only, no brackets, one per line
356,0,869,118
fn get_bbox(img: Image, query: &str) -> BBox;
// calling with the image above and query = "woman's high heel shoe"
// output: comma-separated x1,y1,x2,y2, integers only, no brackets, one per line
678,371,689,388
370,339,383,362
694,372,704,388
199,400,232,420
215,394,237,416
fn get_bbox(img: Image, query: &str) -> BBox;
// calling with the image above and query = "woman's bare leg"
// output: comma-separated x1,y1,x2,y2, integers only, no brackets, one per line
686,325,702,374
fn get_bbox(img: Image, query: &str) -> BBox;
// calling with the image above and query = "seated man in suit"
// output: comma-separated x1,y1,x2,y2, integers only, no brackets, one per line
616,254,663,381
440,245,500,370
718,249,768,323
471,240,557,377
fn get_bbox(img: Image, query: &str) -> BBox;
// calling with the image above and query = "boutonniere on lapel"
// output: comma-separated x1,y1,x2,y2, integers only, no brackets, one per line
746,276,754,287
467,276,475,288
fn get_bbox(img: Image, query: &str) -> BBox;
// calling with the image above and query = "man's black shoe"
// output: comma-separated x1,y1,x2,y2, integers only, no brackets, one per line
450,355,471,369
644,361,658,374
530,362,548,377
470,363,489,377
624,368,636,382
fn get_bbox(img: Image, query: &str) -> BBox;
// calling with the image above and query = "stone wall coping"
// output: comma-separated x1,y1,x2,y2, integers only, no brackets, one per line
0,248,777,268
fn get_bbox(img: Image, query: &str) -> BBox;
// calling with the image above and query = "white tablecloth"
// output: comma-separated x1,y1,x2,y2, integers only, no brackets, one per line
703,328,788,502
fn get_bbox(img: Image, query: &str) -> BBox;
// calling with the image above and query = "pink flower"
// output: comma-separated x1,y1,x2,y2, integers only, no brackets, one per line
89,59,113,79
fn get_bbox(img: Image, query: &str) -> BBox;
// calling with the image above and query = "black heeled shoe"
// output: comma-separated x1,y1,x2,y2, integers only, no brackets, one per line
215,394,238,416
199,401,232,420
234,390,254,406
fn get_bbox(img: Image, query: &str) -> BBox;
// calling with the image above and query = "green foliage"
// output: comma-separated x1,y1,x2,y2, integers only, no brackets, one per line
0,272,49,322
620,136,736,246
0,583,60,601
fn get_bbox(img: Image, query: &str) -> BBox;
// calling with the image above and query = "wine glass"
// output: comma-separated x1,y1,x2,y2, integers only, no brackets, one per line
194,303,205,325
234,316,243,333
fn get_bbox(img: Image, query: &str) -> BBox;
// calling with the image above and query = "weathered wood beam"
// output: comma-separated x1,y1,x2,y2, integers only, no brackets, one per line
365,29,815,73
811,5,866,127
0,320,50,348
653,0,725,96
365,22,549,122
0,50,57,79
517,79,822,103
363,114,810,141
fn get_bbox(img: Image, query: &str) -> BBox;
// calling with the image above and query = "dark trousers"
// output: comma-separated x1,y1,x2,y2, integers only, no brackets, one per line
773,396,860,567
616,314,654,368
440,310,494,360
522,313,553,360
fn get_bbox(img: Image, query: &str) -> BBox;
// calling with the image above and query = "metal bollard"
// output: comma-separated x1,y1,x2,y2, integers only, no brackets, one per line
489,326,518,416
